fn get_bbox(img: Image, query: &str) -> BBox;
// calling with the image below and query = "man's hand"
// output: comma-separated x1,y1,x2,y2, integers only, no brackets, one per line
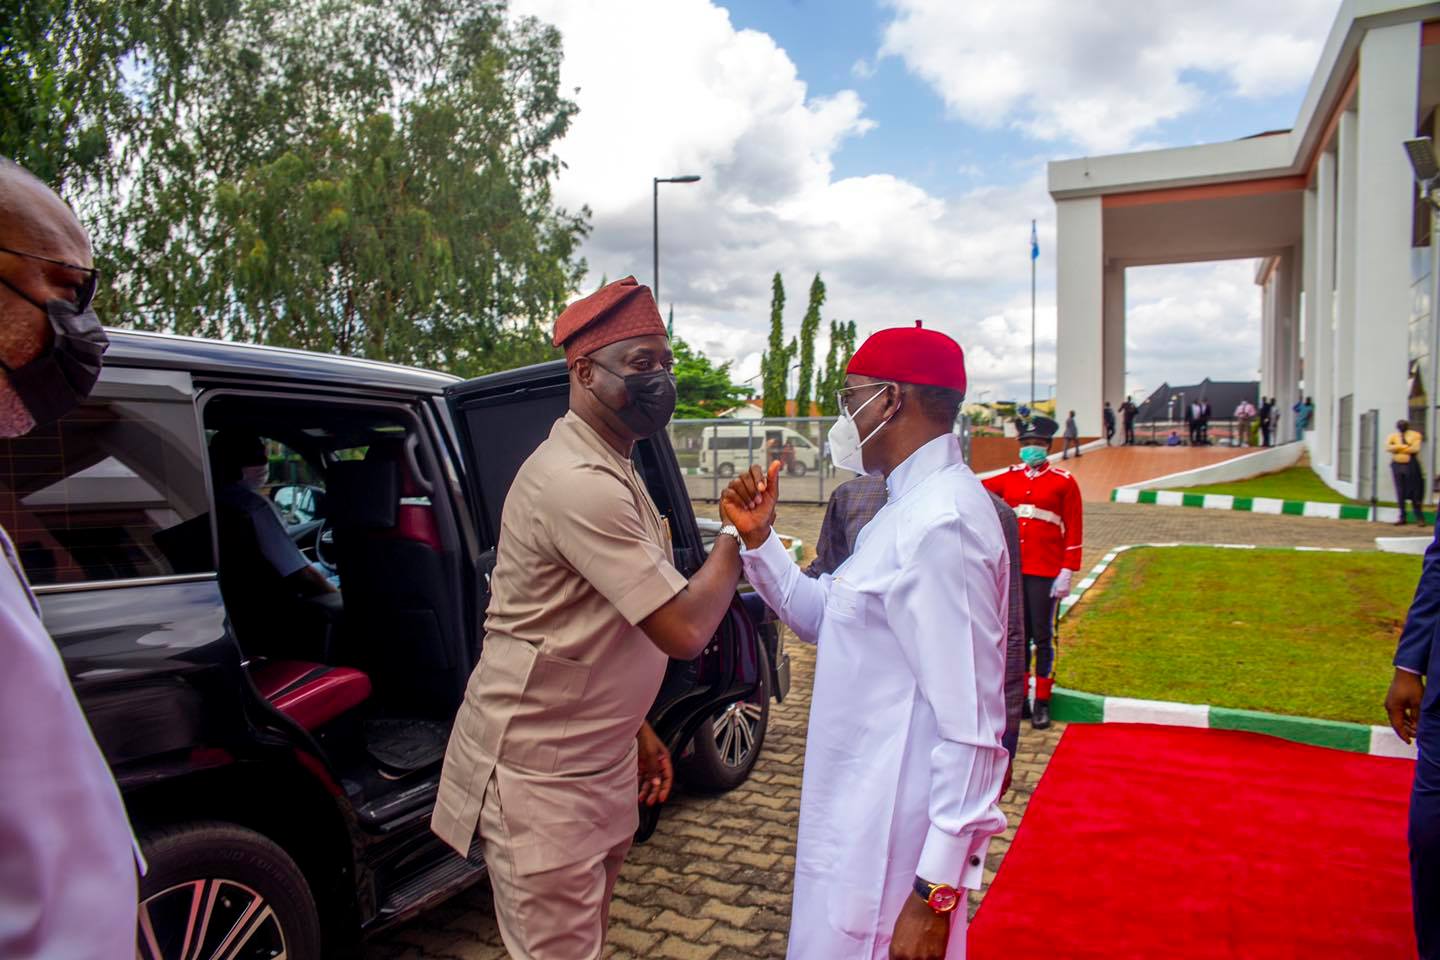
1385,668,1425,744
889,893,951,960
721,461,782,550
637,721,673,806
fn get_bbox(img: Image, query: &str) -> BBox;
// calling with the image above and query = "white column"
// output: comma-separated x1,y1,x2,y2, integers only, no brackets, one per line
1275,250,1301,429
1260,264,1276,399
1311,148,1338,466
1333,106,1360,491
1301,186,1317,425
1056,197,1104,435
1102,266,1126,414
1352,22,1420,461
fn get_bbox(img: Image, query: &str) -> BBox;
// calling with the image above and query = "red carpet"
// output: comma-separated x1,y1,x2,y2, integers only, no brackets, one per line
969,724,1416,959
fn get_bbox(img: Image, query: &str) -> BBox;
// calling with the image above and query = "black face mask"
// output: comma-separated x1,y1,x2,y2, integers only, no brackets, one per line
590,360,677,438
0,275,110,428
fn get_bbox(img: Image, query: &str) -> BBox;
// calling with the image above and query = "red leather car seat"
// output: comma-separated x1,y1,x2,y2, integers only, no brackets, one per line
248,659,371,730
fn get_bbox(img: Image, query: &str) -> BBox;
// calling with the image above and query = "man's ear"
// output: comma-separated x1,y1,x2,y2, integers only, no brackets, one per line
572,357,593,388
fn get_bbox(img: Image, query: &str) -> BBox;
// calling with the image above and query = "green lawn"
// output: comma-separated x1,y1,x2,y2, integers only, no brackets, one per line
1175,463,1402,508
1062,546,1420,725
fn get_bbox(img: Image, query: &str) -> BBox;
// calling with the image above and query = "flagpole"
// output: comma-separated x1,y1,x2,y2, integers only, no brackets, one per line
1030,219,1036,408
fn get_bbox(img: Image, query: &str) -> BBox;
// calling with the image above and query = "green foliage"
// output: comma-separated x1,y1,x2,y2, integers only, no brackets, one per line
672,337,752,419
793,273,824,417
5,0,587,375
818,318,857,416
759,272,794,417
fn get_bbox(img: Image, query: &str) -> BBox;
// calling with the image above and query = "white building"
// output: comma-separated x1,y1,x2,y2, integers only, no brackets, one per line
1049,0,1439,498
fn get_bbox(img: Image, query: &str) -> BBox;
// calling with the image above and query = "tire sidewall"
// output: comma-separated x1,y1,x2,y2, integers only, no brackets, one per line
679,647,771,793
139,822,322,959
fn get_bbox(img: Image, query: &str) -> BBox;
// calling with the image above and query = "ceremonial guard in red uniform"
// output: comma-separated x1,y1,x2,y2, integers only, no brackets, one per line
983,415,1082,729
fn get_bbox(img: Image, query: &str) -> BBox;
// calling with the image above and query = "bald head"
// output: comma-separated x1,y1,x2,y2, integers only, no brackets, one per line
0,158,96,436
0,158,90,264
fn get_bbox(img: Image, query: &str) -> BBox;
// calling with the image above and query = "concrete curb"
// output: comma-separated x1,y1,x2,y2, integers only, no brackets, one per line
1110,485,1434,524
1051,542,1416,759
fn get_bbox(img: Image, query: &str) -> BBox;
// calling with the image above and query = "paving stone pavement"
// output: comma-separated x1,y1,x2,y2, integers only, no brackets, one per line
363,500,1392,958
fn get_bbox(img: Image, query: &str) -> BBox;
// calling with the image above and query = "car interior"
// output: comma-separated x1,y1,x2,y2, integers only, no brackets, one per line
198,396,469,809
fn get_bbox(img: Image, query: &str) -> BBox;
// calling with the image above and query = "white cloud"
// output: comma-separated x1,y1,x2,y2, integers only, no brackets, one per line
851,57,876,79
1125,260,1262,396
878,0,1338,153
508,0,1269,407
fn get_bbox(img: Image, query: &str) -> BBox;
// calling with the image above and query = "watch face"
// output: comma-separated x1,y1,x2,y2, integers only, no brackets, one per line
928,885,960,913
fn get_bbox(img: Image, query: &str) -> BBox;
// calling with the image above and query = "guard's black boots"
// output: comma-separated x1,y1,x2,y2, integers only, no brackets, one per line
1032,699,1052,729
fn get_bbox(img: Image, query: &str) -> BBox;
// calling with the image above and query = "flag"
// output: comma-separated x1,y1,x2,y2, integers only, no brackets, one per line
1030,220,1039,261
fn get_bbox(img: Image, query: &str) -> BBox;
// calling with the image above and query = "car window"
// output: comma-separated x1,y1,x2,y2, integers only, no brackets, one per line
0,369,210,586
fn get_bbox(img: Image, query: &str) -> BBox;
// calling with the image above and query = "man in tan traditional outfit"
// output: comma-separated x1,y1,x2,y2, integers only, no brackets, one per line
431,276,745,958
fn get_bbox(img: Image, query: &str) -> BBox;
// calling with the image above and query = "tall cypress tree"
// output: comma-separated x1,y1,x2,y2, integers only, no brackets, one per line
794,273,825,417
819,319,859,416
759,273,794,417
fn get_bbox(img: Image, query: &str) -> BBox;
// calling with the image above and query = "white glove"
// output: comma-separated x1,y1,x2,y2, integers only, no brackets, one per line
1051,569,1073,598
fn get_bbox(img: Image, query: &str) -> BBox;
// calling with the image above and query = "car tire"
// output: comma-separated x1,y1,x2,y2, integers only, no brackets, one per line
789,461,808,477
717,462,735,478
679,646,770,793
136,821,322,960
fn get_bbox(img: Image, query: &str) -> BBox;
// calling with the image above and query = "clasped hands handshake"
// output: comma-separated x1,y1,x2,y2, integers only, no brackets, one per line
720,461,784,551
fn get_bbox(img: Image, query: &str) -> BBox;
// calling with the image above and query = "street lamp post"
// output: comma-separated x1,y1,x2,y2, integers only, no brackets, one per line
653,175,702,317
1403,137,1440,504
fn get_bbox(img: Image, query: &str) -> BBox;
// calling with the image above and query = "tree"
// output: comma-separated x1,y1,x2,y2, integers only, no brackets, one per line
818,319,858,415
759,272,794,417
794,273,825,418
672,337,753,419
5,0,589,376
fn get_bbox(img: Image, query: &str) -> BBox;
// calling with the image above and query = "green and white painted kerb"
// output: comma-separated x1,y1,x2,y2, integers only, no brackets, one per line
1050,542,1417,760
1111,486,1435,524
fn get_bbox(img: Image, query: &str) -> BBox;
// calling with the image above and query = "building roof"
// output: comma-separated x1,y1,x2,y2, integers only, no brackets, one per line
1134,379,1260,421
1048,1,1436,203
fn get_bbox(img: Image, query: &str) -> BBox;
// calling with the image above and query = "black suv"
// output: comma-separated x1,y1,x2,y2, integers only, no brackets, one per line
0,331,787,958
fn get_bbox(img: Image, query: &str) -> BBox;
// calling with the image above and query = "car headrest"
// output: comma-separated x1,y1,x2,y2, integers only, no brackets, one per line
366,434,433,499
328,460,399,529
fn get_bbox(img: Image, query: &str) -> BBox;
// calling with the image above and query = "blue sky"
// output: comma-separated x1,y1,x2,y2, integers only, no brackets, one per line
513,0,1341,401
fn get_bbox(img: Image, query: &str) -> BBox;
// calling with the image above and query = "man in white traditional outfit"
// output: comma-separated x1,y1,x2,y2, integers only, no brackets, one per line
722,322,1009,960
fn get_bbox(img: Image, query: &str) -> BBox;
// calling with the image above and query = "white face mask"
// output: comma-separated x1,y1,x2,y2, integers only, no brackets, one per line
828,385,893,475
241,463,270,491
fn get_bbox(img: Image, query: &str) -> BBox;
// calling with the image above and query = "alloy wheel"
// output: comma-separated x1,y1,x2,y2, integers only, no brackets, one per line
137,878,288,960
712,699,765,768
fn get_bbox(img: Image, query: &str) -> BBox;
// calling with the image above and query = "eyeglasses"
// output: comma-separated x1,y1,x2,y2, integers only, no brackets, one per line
0,245,100,312
836,381,896,416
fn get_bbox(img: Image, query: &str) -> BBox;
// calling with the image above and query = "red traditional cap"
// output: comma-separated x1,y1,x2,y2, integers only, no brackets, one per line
846,321,967,393
553,276,667,366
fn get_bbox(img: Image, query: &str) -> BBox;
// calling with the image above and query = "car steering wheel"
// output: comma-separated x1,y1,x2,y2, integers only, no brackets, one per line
314,519,338,569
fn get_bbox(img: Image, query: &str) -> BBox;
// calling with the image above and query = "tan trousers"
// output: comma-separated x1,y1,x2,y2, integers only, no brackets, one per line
479,775,632,959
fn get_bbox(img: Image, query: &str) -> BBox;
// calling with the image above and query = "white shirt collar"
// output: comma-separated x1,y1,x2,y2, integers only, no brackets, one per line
885,433,963,502
1024,460,1051,479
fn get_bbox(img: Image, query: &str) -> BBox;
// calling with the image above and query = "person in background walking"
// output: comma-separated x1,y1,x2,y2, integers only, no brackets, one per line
1385,523,1440,959
1199,398,1213,445
1186,400,1200,445
1103,401,1116,446
1234,398,1256,447
1292,395,1313,442
1259,397,1275,447
1062,410,1081,459
1121,395,1138,445
1388,419,1427,527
